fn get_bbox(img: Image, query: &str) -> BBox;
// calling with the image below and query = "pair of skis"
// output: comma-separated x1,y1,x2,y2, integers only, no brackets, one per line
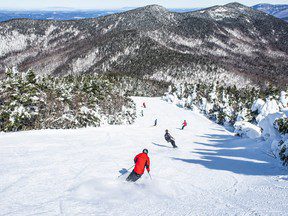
117,165,152,180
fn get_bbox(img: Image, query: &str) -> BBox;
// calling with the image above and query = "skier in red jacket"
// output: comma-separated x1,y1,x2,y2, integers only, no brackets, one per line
182,120,187,130
126,149,150,182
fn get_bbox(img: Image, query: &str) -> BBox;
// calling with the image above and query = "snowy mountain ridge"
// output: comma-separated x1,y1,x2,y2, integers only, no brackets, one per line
253,4,288,21
0,3,288,88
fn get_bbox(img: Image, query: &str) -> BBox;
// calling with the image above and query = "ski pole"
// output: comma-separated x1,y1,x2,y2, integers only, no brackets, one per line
127,165,135,171
148,172,152,180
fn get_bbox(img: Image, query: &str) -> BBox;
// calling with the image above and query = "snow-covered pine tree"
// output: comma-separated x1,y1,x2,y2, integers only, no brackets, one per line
274,117,288,166
0,68,143,132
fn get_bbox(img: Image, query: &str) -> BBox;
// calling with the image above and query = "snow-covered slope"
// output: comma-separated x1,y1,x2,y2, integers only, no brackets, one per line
1,97,288,215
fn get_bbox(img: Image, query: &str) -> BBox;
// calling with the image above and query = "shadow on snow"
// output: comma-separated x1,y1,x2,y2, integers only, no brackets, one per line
152,142,173,149
171,133,286,176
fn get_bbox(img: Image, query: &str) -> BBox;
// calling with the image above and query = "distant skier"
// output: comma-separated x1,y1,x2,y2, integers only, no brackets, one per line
126,149,150,182
141,110,144,117
182,120,187,130
143,102,146,108
154,119,158,126
164,129,177,148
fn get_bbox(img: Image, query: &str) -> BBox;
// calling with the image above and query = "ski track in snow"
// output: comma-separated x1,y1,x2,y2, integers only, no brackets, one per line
0,97,288,216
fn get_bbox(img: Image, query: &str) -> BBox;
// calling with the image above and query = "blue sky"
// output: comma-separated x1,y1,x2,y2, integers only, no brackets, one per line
0,0,287,10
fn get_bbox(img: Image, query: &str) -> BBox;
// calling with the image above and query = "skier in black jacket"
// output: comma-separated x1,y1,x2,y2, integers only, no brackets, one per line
154,119,158,126
164,129,177,148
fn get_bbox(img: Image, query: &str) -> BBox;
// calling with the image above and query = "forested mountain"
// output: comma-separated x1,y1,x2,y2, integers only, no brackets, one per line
0,3,287,89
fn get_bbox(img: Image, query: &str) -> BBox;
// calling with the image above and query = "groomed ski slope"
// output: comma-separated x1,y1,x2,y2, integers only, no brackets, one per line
1,97,288,216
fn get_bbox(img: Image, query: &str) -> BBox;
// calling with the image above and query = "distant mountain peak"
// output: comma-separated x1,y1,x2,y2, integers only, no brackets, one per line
142,4,167,11
224,2,247,8
194,2,255,21
217,2,254,13
126,4,171,22
137,4,169,14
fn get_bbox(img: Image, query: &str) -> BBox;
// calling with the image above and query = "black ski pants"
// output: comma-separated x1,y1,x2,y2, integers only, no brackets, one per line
126,170,142,182
170,140,177,148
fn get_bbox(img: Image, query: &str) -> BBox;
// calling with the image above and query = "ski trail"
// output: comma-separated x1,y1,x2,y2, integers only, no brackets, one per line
0,175,28,194
0,97,288,215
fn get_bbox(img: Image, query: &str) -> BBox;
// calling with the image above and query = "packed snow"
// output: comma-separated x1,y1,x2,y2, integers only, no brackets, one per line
1,97,288,215
234,121,262,139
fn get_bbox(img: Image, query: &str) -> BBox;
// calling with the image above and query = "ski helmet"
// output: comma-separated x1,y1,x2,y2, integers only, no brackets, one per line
165,129,168,133
143,149,148,154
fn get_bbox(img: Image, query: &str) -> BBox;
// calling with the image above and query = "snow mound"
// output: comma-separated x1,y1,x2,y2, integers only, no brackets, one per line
251,98,265,113
259,112,286,141
256,98,279,123
234,121,262,139
162,93,175,103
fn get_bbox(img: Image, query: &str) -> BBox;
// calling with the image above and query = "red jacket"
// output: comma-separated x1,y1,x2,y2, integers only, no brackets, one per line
183,121,187,126
133,153,150,175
